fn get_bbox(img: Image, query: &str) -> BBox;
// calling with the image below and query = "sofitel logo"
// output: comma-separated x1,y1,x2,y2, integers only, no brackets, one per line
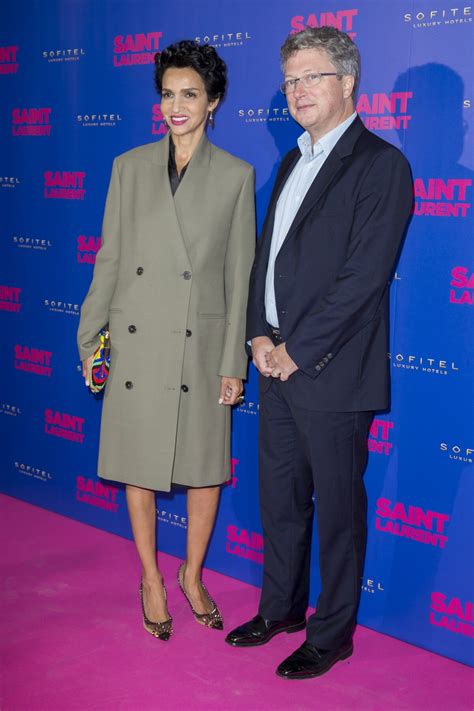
368,419,394,456
194,31,252,48
0,403,22,416
44,171,86,200
12,108,52,136
361,577,385,594
226,525,263,564
449,266,474,305
0,46,19,74
76,113,123,127
0,285,21,312
14,345,52,377
388,352,460,377
13,235,53,250
238,107,290,124
430,593,474,638
290,9,358,38
413,178,471,217
375,498,449,549
76,476,119,512
77,235,100,264
15,461,52,483
356,92,413,130
113,32,163,67
157,509,188,529
404,6,472,28
152,104,167,135
0,176,20,189
42,48,86,63
440,442,473,464
43,299,80,316
236,399,259,416
45,408,85,444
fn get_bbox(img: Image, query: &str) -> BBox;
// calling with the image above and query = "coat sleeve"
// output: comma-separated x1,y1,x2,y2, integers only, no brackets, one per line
285,148,413,379
77,158,121,361
218,167,256,378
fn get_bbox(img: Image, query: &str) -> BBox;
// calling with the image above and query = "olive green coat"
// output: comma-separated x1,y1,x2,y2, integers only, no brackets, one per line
77,133,255,491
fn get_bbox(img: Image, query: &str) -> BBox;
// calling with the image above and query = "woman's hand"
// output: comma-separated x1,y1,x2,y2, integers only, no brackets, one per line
82,355,94,387
219,377,243,406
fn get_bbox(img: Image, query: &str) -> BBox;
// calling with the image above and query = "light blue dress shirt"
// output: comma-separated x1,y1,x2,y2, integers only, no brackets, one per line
265,112,357,328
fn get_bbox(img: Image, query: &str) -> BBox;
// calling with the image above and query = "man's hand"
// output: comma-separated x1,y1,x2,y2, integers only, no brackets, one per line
267,343,298,382
251,336,274,377
219,377,243,405
82,355,93,387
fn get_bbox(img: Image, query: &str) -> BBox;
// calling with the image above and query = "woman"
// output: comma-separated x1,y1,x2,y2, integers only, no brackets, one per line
78,40,255,641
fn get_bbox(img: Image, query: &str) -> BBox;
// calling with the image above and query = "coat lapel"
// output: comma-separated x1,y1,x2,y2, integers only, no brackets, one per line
149,133,192,267
173,133,211,262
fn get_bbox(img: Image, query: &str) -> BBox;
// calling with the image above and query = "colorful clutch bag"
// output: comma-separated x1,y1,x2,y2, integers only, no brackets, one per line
89,329,111,394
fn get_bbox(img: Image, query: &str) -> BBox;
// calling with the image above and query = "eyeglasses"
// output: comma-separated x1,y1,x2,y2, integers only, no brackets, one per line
280,72,342,95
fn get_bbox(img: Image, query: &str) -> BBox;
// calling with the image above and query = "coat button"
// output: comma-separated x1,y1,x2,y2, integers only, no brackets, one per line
182,271,192,280
315,365,321,371
328,353,333,359
125,381,133,389
136,267,144,275
186,329,192,337
181,384,189,392
128,324,136,333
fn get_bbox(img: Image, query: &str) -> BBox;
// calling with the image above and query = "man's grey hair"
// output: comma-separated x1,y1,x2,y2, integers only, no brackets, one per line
280,26,361,96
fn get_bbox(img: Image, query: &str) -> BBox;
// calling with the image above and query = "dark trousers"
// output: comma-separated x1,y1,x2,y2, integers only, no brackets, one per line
258,378,373,649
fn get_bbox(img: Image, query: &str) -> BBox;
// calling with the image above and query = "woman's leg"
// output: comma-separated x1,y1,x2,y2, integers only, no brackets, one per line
126,484,169,621
183,485,220,613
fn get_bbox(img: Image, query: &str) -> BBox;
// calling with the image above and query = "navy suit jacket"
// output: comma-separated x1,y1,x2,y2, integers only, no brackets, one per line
246,116,413,411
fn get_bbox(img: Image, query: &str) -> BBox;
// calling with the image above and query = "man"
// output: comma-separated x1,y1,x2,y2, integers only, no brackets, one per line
225,27,413,679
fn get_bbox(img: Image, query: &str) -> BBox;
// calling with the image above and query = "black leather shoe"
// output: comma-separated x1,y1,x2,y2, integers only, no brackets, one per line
225,614,306,647
276,640,353,679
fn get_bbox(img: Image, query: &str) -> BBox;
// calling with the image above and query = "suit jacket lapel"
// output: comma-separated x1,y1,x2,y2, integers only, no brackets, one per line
258,149,300,267
282,150,344,243
266,149,300,227
280,116,366,247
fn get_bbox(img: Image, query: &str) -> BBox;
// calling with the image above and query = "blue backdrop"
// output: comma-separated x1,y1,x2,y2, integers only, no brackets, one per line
1,0,473,667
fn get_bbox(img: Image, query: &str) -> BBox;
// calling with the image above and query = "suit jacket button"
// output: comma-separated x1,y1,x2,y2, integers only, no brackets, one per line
323,357,329,363
186,329,192,337
328,353,333,359
182,271,192,280
128,325,136,333
181,384,189,392
315,365,321,371
136,267,144,275
125,381,133,389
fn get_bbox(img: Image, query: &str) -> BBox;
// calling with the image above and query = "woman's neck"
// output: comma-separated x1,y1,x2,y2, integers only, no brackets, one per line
171,128,205,171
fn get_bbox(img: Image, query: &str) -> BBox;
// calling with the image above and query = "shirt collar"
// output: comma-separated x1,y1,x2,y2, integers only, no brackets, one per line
297,111,357,162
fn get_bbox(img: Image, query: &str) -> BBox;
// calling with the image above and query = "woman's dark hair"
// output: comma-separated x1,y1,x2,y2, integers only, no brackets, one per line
154,40,227,101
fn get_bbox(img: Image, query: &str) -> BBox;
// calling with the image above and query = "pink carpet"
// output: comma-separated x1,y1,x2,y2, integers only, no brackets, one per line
0,494,472,711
